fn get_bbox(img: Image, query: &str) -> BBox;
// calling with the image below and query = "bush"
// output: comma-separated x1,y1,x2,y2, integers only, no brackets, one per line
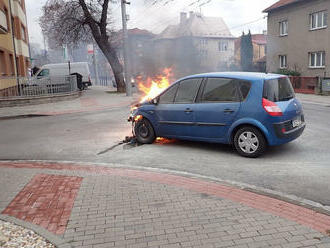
276,69,301,76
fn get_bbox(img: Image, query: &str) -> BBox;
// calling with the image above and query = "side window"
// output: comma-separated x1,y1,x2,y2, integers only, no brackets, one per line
37,69,49,77
174,78,201,103
159,84,179,104
202,78,239,102
238,80,252,101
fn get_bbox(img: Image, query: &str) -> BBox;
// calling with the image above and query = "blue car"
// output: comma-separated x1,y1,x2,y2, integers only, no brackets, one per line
129,72,305,157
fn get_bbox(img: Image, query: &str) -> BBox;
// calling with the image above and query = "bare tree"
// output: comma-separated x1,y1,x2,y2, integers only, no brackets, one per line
40,0,126,92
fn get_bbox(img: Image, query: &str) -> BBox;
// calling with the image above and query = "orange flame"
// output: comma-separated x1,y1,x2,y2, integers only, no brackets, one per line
137,68,174,103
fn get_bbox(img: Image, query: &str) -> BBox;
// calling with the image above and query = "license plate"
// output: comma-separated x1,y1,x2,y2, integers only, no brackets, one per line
292,116,301,128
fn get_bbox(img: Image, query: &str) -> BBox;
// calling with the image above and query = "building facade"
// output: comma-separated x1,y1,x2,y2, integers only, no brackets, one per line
0,0,30,93
264,0,330,77
154,12,236,77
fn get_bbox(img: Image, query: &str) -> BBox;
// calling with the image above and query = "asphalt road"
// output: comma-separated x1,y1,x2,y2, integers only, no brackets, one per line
0,97,330,206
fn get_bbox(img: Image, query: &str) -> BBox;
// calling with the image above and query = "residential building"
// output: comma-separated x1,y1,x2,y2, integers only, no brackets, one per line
234,33,267,67
0,0,30,94
154,11,236,77
264,0,330,77
112,28,155,78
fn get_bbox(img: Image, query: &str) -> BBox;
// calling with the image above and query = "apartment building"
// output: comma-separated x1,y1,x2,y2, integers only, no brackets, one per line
264,0,330,77
0,0,30,92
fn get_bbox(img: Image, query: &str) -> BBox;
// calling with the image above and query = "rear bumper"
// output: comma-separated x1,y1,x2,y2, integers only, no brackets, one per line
273,120,305,140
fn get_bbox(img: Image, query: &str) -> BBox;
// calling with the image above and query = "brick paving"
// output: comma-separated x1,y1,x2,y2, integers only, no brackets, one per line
2,174,82,235
0,162,330,248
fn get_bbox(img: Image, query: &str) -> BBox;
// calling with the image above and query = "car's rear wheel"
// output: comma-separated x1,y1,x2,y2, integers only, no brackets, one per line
134,118,155,144
234,126,266,158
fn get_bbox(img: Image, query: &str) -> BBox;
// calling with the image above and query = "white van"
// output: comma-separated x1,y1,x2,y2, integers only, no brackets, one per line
35,62,92,88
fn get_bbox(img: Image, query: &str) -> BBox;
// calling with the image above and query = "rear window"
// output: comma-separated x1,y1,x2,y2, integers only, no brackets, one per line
263,77,295,102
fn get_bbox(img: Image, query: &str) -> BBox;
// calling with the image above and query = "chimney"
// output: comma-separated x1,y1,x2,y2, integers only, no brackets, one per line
180,12,187,24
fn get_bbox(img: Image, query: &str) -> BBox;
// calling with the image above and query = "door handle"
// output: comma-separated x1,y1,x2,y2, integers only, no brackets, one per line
224,109,235,113
184,108,193,113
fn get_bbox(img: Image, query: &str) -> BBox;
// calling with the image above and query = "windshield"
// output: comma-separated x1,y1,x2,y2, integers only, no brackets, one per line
263,77,295,102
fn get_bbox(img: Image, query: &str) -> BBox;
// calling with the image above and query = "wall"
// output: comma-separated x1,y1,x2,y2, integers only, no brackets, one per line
267,0,330,77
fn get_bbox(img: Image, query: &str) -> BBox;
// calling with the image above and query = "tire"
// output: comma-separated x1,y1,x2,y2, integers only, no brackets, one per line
233,126,267,158
134,118,156,144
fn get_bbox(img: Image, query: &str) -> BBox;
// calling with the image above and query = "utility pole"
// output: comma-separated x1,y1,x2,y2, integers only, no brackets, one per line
121,0,132,96
92,43,99,86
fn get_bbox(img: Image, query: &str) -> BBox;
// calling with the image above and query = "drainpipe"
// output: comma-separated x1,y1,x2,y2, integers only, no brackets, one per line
8,0,20,96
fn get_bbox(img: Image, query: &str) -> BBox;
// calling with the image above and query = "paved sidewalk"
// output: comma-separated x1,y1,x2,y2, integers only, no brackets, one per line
0,86,138,118
0,162,329,248
296,93,330,106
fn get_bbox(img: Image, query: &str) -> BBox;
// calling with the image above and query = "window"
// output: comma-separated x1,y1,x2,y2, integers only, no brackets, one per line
0,8,8,32
9,54,14,75
309,51,325,68
219,40,228,51
201,78,239,102
200,39,208,46
37,69,50,77
174,78,201,103
0,51,5,75
263,77,295,102
310,11,327,30
159,84,179,104
21,25,26,41
238,80,252,101
279,55,287,68
279,20,288,36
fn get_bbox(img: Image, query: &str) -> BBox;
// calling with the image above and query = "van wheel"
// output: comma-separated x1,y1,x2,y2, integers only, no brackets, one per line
234,127,266,158
134,118,155,144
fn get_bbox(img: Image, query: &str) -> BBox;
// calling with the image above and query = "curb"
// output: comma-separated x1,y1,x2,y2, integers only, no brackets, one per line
0,214,72,248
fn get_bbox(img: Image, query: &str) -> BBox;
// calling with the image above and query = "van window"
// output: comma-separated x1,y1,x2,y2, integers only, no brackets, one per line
202,78,239,102
38,69,50,77
263,77,295,102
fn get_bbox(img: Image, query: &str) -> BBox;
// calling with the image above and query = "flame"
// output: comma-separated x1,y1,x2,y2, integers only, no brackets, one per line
137,68,174,103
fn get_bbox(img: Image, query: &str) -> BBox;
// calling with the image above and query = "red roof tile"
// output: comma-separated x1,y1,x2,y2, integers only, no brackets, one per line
263,0,305,12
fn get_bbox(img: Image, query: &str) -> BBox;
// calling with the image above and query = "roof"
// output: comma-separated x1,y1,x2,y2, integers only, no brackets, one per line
128,28,155,37
263,0,305,12
181,72,283,81
156,12,234,40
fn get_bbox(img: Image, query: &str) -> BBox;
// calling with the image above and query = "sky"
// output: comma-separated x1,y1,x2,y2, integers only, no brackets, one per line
26,0,278,47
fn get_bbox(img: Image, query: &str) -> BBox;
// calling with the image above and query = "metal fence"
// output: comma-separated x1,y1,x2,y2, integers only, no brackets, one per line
0,76,78,99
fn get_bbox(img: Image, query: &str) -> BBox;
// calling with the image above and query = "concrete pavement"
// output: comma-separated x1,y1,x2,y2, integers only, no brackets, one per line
0,161,330,248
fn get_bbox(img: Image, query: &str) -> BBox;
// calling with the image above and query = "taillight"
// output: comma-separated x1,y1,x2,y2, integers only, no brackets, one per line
88,75,91,82
262,98,283,116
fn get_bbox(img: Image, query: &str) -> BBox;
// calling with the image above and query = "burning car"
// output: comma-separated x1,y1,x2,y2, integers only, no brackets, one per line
129,72,305,158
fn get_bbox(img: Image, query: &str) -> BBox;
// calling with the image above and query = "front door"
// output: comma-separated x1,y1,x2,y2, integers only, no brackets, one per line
193,77,241,139
155,78,202,138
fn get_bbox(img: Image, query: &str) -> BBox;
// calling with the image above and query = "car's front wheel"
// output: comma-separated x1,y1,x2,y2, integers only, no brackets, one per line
234,126,267,158
134,118,156,144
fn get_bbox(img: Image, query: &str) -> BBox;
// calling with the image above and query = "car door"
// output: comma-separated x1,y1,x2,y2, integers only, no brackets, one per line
155,78,202,138
193,77,241,139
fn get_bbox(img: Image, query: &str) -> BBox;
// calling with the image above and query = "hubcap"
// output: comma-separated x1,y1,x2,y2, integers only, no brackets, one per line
138,122,149,138
238,131,259,154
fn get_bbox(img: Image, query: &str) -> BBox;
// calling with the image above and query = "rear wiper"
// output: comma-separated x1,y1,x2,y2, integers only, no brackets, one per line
281,95,294,101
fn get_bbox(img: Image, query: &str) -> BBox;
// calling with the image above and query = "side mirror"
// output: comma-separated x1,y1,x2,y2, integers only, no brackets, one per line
151,98,159,105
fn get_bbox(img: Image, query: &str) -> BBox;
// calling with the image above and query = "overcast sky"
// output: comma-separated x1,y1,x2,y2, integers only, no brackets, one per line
26,0,278,47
